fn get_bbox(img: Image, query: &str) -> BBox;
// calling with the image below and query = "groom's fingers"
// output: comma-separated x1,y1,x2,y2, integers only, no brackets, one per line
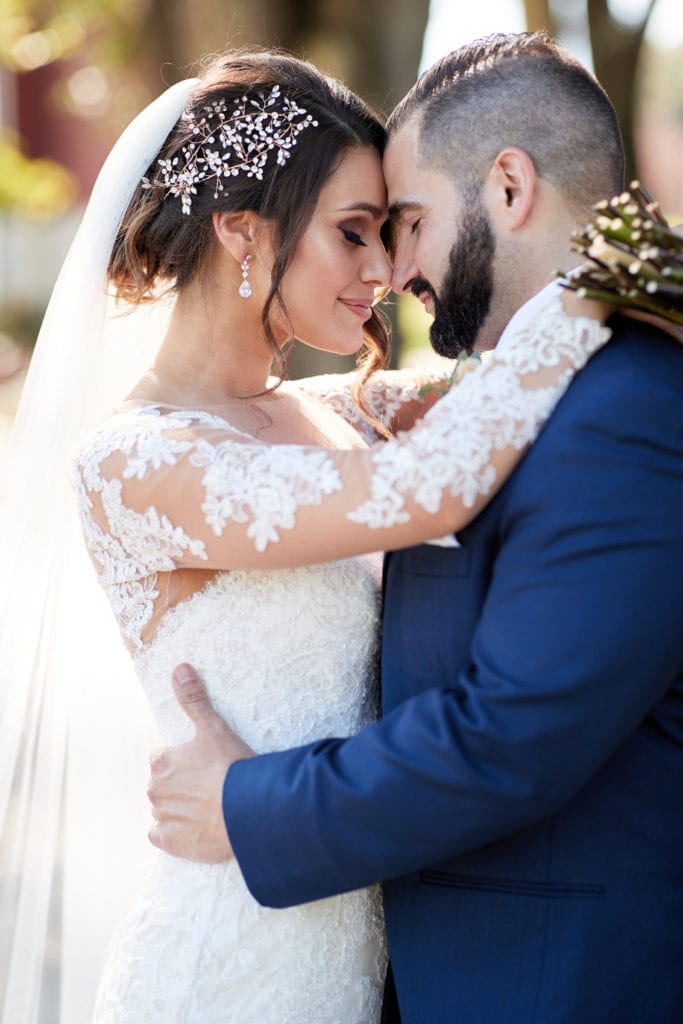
148,824,162,850
171,662,217,726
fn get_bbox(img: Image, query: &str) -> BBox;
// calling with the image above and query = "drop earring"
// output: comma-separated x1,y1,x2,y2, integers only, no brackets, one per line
239,255,252,299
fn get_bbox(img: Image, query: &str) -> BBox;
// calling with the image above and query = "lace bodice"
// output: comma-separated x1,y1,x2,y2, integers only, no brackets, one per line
93,552,386,1023
82,365,436,1022
73,299,610,653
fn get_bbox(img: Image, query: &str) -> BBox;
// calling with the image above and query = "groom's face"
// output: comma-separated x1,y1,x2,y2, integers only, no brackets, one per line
384,125,495,357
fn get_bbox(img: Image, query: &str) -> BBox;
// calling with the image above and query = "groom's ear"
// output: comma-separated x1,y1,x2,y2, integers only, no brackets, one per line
485,147,536,232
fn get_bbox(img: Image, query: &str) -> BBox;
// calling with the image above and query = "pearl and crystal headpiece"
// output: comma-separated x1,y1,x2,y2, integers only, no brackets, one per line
142,84,318,215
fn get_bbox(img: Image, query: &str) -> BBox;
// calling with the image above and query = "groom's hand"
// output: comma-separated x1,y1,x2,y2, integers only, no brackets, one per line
147,663,254,863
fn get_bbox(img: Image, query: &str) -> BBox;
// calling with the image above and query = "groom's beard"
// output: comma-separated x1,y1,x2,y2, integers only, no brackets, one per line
411,198,495,358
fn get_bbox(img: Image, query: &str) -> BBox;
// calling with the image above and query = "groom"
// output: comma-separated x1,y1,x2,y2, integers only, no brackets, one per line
148,33,683,1022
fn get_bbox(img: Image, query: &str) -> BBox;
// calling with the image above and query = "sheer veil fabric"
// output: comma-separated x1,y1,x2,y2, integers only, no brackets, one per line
0,78,197,1023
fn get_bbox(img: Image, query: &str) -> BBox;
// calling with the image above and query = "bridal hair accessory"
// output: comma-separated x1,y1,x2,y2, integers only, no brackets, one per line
239,254,252,298
143,85,319,215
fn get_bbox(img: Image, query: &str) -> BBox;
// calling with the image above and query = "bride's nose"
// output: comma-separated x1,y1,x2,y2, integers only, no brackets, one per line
361,241,393,292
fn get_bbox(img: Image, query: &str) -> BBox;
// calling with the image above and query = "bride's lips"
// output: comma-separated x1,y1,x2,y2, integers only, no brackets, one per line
339,298,373,321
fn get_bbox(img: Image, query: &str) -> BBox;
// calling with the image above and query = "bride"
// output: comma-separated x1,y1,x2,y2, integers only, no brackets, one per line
1,50,611,1023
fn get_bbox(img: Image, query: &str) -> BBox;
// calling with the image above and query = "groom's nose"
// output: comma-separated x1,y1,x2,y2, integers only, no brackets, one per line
390,238,419,296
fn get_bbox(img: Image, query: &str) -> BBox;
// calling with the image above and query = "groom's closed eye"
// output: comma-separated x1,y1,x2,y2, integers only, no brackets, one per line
387,200,422,223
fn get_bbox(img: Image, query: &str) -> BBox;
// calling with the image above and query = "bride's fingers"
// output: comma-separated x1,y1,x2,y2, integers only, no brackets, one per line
621,308,683,344
560,287,612,324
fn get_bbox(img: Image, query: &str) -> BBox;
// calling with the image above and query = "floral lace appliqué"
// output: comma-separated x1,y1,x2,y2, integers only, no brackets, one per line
189,437,341,550
75,409,213,650
298,367,434,444
348,299,610,528
92,561,386,1024
74,405,344,648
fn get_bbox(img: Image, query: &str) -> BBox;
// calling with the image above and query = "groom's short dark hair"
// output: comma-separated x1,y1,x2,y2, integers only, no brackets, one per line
388,32,624,215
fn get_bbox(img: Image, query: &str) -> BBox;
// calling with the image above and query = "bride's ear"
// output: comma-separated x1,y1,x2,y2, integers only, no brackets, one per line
211,210,273,264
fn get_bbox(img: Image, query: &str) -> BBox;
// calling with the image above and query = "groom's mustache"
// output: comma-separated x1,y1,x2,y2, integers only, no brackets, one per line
410,277,438,302
411,276,438,299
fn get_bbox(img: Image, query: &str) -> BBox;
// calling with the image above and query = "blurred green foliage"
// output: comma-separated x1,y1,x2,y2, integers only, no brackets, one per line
0,133,77,216
0,299,45,351
0,0,146,72
0,0,150,219
0,0,431,368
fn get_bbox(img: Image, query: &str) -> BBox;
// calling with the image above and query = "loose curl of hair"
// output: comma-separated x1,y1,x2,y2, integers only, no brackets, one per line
109,50,392,433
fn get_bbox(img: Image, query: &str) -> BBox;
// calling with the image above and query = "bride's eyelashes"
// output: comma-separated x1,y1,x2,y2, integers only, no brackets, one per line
340,227,367,247
410,219,421,234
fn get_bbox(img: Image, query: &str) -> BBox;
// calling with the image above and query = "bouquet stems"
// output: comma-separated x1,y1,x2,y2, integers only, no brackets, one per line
559,182,683,327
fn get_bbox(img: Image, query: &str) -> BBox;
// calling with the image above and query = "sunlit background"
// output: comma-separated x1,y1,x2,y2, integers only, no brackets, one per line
1,0,682,441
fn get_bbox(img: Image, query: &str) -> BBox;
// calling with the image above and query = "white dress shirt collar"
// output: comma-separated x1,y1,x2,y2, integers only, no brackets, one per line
495,278,566,354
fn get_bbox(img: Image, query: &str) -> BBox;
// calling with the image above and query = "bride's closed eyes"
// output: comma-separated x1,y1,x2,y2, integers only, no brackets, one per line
339,218,394,259
341,227,367,247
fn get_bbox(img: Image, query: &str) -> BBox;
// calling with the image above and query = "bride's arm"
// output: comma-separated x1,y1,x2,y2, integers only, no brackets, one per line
74,298,611,573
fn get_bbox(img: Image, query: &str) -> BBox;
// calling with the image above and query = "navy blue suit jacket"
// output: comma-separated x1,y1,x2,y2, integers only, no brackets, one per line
225,317,683,1023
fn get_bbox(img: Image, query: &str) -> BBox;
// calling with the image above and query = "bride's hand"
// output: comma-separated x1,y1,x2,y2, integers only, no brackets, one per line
619,308,683,345
147,664,254,863
562,223,683,345
559,284,612,325
560,282,683,345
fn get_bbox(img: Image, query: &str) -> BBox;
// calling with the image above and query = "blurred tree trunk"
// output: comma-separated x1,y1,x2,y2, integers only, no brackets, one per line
523,0,658,185
144,0,428,116
522,0,557,35
587,0,657,183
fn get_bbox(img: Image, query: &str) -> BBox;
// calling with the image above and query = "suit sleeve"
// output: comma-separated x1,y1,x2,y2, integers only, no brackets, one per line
223,329,683,907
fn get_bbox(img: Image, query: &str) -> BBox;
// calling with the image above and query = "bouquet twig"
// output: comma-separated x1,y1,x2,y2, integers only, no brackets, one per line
560,181,683,327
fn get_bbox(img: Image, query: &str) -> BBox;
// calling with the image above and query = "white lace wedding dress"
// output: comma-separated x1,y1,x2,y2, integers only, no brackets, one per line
92,553,386,1024
72,301,609,1024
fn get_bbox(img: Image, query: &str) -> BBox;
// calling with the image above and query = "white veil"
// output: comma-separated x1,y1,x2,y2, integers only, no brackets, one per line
0,77,197,1023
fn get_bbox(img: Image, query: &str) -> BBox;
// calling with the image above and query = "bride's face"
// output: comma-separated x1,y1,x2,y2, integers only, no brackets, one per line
276,146,392,354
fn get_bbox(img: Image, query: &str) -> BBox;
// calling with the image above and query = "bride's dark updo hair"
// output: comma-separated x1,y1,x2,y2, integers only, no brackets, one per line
109,50,391,412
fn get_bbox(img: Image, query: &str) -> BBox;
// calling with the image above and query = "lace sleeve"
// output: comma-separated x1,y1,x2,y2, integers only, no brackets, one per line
297,366,453,444
75,300,610,579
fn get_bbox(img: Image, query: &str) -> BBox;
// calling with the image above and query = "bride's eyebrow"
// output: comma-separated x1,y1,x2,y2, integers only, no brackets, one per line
336,202,386,220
